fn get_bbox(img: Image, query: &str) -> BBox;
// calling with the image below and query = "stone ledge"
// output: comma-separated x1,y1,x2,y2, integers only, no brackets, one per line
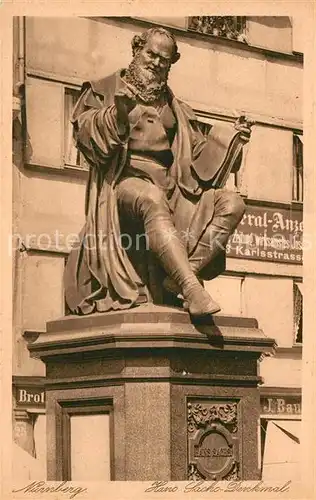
46,304,259,332
29,304,276,360
44,374,263,391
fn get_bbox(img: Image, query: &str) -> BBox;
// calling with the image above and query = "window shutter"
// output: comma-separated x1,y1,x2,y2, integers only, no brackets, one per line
25,77,64,168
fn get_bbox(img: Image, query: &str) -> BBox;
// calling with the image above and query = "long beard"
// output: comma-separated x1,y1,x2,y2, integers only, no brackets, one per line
124,56,170,103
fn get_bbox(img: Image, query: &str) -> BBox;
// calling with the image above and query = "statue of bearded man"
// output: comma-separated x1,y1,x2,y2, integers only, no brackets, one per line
64,27,252,317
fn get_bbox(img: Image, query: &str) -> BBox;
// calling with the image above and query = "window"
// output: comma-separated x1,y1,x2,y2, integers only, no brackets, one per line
188,16,247,43
196,117,246,194
293,282,303,344
60,400,114,481
25,77,88,171
33,413,47,476
64,87,88,170
187,17,294,55
292,134,303,202
260,419,300,481
25,77,64,168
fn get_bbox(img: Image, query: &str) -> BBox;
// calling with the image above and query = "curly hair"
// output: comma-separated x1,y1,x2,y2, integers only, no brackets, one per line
131,27,180,64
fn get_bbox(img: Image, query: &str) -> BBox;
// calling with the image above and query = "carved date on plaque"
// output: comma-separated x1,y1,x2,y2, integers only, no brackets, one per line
187,401,240,481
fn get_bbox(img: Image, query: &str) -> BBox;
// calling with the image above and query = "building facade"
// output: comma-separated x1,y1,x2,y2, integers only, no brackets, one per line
12,16,303,481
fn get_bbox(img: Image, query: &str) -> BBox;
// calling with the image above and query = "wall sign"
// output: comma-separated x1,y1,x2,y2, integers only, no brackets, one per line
187,401,239,481
261,396,301,416
15,386,45,407
227,205,303,264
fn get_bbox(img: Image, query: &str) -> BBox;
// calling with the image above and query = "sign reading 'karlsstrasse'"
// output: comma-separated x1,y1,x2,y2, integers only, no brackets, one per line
227,205,303,264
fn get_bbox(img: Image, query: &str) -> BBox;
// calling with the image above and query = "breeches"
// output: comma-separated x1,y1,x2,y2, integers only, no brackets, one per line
116,176,245,248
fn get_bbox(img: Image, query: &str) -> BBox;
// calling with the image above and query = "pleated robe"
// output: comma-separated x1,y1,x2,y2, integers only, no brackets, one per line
64,70,229,314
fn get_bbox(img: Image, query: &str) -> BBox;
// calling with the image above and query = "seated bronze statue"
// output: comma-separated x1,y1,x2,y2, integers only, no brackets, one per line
64,27,253,317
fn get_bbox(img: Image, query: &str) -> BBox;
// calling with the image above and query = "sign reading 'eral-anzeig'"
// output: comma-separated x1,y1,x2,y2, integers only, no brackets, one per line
227,205,303,264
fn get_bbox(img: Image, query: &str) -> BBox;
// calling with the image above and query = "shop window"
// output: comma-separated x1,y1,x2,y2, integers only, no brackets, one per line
293,282,303,344
33,413,47,476
292,134,303,202
12,409,47,480
260,419,301,481
188,16,247,43
64,87,89,170
60,400,113,481
196,117,246,194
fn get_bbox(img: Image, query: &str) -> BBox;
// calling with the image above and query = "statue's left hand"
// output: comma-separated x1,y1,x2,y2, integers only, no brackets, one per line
234,116,255,143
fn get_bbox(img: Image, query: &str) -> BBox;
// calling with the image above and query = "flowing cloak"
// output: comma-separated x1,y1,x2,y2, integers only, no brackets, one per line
64,70,241,314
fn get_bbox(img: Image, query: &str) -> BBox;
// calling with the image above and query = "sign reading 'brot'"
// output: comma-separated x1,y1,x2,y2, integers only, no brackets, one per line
16,387,45,407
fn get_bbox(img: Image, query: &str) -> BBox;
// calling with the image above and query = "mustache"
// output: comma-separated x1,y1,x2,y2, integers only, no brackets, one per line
124,56,170,103
129,56,169,82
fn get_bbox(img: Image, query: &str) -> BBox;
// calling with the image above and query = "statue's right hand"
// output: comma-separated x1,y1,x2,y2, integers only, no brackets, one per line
114,87,137,125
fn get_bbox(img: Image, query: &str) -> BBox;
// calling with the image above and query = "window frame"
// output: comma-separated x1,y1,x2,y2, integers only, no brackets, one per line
293,281,303,345
63,84,90,172
24,75,65,169
24,75,90,173
187,16,248,44
292,134,303,203
126,16,303,60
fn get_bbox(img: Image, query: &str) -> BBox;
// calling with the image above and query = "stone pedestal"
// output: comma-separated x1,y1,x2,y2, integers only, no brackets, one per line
28,304,276,481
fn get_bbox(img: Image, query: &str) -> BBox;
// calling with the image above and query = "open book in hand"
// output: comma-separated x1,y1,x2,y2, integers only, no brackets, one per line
193,120,251,188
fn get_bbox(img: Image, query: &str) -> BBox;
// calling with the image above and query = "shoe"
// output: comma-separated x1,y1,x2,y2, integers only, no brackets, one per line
163,276,221,317
184,287,221,317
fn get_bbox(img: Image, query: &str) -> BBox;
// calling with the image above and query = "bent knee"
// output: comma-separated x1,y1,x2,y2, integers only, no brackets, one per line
216,190,246,220
229,192,246,220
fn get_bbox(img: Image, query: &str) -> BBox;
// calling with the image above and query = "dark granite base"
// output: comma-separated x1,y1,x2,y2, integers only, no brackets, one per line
29,304,276,481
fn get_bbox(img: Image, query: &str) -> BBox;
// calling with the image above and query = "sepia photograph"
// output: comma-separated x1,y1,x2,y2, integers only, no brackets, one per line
3,5,314,498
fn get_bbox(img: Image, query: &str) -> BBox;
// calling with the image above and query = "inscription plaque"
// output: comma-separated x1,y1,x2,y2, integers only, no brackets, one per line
187,401,240,480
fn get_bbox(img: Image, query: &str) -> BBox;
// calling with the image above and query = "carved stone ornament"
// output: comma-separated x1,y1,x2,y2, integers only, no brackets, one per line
188,402,238,433
224,461,239,480
188,463,205,481
187,401,240,481
188,16,247,43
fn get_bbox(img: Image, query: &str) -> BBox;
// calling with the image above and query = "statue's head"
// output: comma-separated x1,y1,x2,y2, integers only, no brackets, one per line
125,27,181,102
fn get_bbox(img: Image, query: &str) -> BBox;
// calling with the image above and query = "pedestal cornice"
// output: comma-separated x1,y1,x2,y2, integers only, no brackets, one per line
28,304,276,360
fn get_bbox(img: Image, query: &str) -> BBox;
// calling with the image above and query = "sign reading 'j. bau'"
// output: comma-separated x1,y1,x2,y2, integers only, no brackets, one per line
226,205,303,264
